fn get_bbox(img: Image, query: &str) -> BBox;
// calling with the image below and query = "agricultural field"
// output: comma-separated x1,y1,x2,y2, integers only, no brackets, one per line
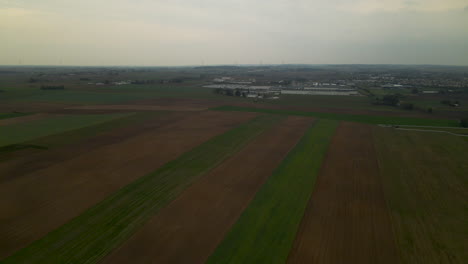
213,105,460,127
0,110,257,258
0,66,466,264
101,116,313,264
288,122,398,264
0,113,133,147
373,128,468,264
207,120,338,264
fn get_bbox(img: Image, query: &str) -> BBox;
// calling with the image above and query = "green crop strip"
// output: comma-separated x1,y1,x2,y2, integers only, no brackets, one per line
2,114,282,264
207,119,338,264
212,105,459,127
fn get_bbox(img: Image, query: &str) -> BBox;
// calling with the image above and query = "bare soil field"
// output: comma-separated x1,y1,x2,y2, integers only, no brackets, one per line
287,122,399,264
0,110,257,259
100,116,312,264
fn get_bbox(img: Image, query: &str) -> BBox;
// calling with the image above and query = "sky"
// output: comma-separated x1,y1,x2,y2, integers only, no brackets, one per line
1,0,467,66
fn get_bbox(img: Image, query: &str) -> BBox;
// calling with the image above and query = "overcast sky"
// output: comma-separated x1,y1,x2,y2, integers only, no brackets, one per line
1,0,467,66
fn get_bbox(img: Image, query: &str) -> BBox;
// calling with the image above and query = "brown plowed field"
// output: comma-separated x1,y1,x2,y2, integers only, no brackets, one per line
100,116,313,264
287,122,399,264
0,110,257,259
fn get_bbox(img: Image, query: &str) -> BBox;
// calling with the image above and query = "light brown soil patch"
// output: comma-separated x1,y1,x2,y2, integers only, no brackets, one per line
287,122,399,264
100,116,313,264
0,110,256,259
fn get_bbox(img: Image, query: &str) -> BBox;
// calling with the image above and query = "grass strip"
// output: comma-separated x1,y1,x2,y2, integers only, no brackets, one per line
212,105,458,127
2,114,283,264
206,119,338,264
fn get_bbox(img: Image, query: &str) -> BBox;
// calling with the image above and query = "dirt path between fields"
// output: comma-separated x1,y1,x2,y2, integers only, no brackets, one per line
0,111,256,259
287,122,399,264
100,116,313,264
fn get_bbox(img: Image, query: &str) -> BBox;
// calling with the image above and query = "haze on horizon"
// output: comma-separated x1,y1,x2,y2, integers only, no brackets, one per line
1,0,467,66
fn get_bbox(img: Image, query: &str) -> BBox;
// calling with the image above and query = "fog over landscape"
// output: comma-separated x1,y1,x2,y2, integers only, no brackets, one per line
1,0,467,66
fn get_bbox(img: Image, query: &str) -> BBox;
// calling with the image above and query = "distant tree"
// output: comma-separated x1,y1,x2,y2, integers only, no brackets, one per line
234,89,241,97
427,107,433,114
411,88,419,94
225,89,234,96
28,78,37,83
104,80,110,84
